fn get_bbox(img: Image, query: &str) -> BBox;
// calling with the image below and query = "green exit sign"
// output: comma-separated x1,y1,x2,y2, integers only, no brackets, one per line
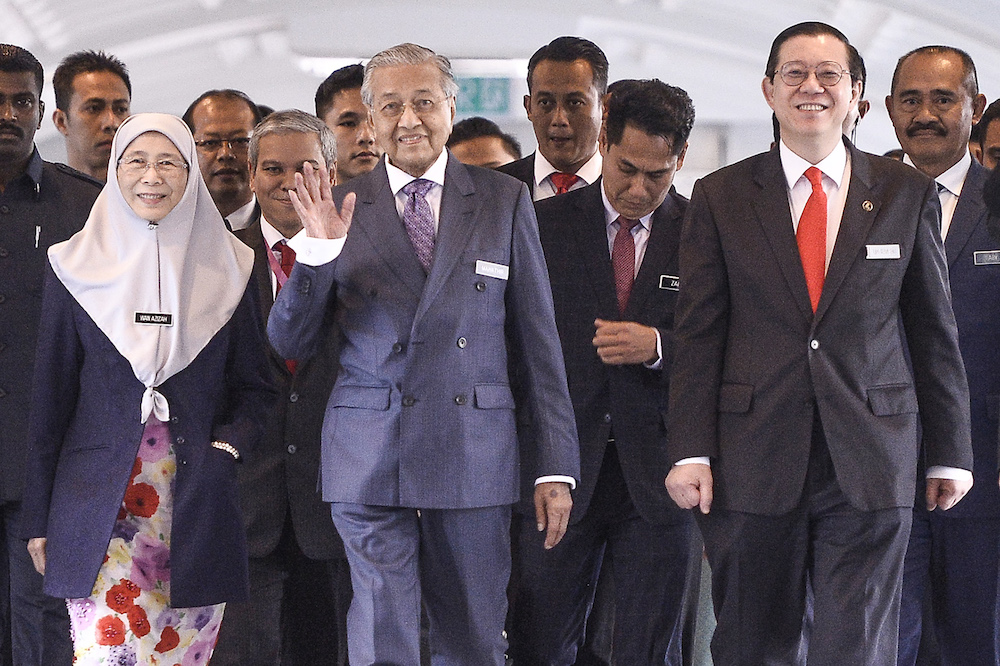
457,78,510,115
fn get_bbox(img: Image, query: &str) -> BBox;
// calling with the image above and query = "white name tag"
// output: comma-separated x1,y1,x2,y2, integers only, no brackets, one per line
974,251,1000,266
135,312,173,326
475,260,509,280
866,244,900,260
659,275,680,291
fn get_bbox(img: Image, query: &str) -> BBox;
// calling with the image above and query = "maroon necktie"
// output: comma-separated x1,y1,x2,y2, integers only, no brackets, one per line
612,217,640,314
797,167,827,312
272,240,298,374
550,172,581,195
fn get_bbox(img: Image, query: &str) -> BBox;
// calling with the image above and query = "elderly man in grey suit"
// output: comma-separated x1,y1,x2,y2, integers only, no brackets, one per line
267,43,580,666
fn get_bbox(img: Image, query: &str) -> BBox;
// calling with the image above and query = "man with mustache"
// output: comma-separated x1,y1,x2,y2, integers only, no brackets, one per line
315,64,382,184
886,45,997,666
183,89,262,230
0,44,101,665
51,50,131,183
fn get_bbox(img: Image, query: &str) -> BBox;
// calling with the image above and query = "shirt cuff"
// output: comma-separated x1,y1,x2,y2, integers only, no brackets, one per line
644,328,664,370
674,457,711,467
535,475,577,490
287,230,346,266
926,465,973,482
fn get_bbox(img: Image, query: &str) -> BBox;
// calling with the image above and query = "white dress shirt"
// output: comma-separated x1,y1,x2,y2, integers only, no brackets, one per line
533,150,603,201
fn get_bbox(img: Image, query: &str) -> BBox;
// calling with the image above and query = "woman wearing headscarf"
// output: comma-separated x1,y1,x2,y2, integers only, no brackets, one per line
19,113,275,664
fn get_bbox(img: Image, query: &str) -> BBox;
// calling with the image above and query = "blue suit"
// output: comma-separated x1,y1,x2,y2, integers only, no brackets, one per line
268,153,579,664
899,159,1000,665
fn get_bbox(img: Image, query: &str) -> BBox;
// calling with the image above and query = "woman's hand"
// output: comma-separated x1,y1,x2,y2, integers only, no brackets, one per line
27,538,46,575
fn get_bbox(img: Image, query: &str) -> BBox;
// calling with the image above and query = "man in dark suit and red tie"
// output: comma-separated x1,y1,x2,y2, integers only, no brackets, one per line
266,44,579,665
665,22,973,665
511,79,696,665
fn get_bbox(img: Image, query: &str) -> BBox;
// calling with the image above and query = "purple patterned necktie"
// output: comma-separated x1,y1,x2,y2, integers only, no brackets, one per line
402,178,436,272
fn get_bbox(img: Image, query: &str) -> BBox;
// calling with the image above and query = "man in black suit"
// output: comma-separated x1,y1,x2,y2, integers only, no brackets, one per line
886,45,1000,666
511,79,696,665
0,44,101,666
665,22,973,665
498,36,606,200
211,110,350,666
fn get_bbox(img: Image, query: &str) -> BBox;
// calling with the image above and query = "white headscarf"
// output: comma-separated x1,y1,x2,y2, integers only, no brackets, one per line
48,113,254,423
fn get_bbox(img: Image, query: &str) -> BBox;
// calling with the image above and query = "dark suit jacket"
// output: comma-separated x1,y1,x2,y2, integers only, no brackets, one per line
233,217,345,558
497,153,535,196
668,141,972,515
525,180,689,525
268,154,580,508
937,160,1000,518
21,267,275,606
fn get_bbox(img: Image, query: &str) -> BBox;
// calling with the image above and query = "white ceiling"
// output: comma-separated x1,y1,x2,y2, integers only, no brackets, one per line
4,0,999,164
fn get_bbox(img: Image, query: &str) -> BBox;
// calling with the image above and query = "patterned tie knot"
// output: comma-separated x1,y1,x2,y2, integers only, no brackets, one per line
550,172,581,194
618,216,640,232
403,178,435,198
805,166,824,190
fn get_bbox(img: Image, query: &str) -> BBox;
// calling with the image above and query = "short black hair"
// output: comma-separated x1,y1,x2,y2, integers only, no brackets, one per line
315,64,364,119
446,117,521,159
0,44,44,96
973,98,1000,146
182,89,263,133
890,45,978,99
765,22,863,87
52,50,130,111
604,79,694,157
527,36,608,95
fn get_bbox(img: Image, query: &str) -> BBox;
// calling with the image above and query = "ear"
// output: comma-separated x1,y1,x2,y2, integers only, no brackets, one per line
973,93,987,125
52,107,68,136
675,142,689,171
36,99,44,131
598,123,609,157
857,99,870,120
523,94,532,120
884,94,894,119
971,140,984,165
248,161,257,194
761,77,776,110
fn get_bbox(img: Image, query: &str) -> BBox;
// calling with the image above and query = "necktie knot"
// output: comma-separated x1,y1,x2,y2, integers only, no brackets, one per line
805,166,824,191
550,172,581,195
403,178,435,198
273,240,295,278
617,216,640,232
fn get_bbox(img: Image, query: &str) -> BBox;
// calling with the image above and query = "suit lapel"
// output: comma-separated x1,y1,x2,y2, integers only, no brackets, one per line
944,160,988,267
624,191,682,320
569,182,618,319
353,160,427,299
240,217,290,374
751,149,814,321
814,145,880,322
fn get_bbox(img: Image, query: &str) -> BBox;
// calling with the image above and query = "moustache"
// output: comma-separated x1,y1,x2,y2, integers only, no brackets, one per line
906,122,946,137
0,123,24,138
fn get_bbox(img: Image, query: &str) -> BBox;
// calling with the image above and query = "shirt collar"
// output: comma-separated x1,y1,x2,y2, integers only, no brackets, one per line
386,149,448,196
534,149,603,188
600,178,652,230
24,148,43,187
779,138,847,190
903,151,971,198
259,215,290,249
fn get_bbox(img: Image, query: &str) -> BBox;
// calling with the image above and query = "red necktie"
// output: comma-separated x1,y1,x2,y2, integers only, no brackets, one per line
272,240,298,374
550,172,581,195
612,217,639,314
798,167,827,312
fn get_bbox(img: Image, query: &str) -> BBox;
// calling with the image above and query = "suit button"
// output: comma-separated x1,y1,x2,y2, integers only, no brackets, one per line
289,392,299,403
603,413,612,424
0,295,5,304
454,394,467,405
402,396,416,407
0,388,6,398
475,281,486,292
810,339,819,350
170,416,179,424
457,337,467,349
392,342,404,353
0,247,7,258
287,444,297,454
369,287,378,298
0,205,9,214
176,437,185,445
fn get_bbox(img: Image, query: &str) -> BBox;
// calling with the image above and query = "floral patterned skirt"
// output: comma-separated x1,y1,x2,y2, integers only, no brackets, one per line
66,416,225,665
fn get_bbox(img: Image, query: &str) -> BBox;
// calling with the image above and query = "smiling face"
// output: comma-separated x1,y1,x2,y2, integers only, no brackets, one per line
762,33,860,161
524,59,603,174
369,61,455,177
249,131,334,238
321,86,382,182
53,70,130,181
886,50,985,178
117,131,188,223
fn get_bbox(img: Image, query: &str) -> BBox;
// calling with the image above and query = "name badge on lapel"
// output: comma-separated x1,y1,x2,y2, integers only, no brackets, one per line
659,275,680,291
866,244,900,260
974,251,1000,266
476,260,509,280
135,312,173,326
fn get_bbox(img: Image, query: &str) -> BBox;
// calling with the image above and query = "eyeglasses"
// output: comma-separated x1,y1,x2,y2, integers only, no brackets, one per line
376,96,451,120
117,156,189,175
194,137,251,152
776,61,851,87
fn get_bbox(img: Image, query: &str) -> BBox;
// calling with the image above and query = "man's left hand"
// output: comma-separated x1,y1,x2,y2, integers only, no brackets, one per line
534,482,573,549
926,476,973,511
593,319,658,365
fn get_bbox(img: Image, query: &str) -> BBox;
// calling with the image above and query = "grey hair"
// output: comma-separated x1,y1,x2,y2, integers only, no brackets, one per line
248,109,337,171
361,43,459,108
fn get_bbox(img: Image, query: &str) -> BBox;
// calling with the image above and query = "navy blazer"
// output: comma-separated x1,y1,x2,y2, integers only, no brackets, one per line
268,153,580,509
525,180,689,525
21,266,276,607
668,141,972,514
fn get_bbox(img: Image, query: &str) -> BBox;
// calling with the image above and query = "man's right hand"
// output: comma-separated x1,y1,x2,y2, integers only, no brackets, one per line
290,162,355,240
665,463,713,514
27,537,46,575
